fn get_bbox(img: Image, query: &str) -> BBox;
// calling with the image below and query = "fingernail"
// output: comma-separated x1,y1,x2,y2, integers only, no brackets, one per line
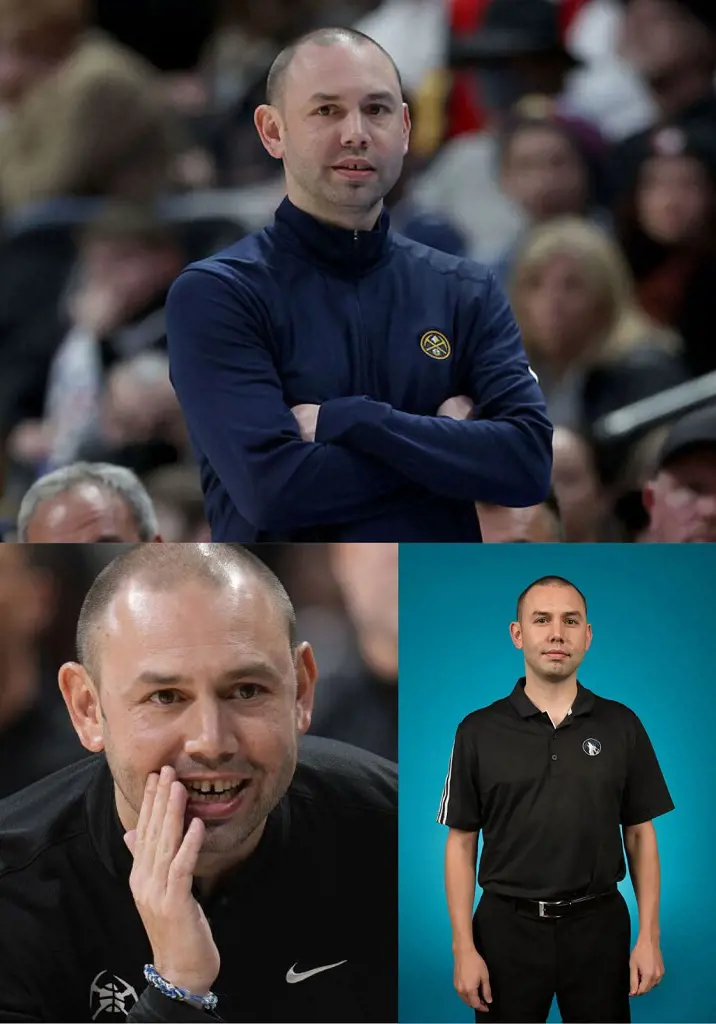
160,765,171,781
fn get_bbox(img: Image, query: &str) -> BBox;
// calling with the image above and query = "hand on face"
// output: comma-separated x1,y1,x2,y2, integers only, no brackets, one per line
124,765,220,996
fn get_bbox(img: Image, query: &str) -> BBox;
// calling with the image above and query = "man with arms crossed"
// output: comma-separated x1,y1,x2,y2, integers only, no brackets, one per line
438,575,673,1023
0,545,396,1023
166,27,552,543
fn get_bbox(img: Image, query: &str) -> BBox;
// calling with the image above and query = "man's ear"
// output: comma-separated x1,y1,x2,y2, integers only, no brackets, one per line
509,620,524,650
254,104,285,160
58,662,105,752
294,642,318,735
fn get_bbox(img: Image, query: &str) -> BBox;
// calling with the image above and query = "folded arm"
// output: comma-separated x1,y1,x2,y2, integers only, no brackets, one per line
314,271,553,507
166,268,426,534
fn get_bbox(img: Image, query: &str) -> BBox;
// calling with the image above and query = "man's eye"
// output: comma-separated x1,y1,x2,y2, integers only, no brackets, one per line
149,690,181,706
316,105,335,116
235,684,264,700
367,104,388,115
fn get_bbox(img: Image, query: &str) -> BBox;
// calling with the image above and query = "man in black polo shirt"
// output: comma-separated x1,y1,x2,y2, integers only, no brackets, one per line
0,544,396,1023
438,575,674,1023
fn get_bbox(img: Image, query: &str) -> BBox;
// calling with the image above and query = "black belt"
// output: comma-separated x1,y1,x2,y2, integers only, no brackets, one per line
500,889,617,919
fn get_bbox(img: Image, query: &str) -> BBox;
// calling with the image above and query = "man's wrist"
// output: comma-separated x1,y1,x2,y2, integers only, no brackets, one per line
153,964,214,997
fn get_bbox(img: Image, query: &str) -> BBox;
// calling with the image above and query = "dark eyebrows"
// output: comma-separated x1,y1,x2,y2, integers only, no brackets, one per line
531,610,584,619
133,661,283,689
307,90,397,105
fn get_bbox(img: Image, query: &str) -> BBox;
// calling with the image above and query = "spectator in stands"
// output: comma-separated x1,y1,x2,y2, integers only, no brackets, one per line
0,545,87,799
142,464,211,542
413,0,584,260
0,0,179,213
617,0,716,129
642,404,716,542
551,425,611,542
477,494,564,542
615,120,716,377
7,204,186,474
16,462,162,543
493,98,612,284
310,542,397,761
509,217,688,441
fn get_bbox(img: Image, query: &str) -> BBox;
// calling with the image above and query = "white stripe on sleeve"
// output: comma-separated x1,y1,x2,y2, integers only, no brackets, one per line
437,740,455,824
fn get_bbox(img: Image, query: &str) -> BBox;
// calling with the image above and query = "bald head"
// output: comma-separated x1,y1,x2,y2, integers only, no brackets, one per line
76,544,296,684
266,26,403,109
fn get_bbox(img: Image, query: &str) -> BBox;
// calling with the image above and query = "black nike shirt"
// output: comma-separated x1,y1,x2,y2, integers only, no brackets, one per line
0,736,397,1023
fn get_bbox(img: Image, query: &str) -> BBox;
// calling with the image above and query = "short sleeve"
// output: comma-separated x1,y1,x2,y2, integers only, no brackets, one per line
620,713,675,827
437,719,481,831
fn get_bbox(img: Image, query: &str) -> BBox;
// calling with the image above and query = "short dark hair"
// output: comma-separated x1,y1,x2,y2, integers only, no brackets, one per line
76,544,297,683
265,26,404,108
516,575,587,621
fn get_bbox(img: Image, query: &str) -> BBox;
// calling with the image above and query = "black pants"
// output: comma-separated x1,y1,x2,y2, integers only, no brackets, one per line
472,890,631,1023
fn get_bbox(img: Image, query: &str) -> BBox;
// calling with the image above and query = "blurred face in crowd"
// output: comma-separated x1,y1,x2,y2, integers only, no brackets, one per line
619,0,714,86
477,503,562,542
81,238,182,319
501,126,589,222
0,0,83,105
517,251,610,366
255,39,411,229
636,155,714,245
330,542,398,680
551,427,606,542
643,449,716,542
59,572,317,875
25,484,151,543
511,583,592,684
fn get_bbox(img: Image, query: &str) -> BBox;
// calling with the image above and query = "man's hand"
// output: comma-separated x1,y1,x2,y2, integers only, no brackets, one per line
629,936,664,996
291,403,320,441
454,945,493,1012
437,395,474,421
124,765,220,997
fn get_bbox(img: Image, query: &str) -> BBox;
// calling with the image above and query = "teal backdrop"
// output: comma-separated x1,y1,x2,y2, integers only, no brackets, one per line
399,544,715,1024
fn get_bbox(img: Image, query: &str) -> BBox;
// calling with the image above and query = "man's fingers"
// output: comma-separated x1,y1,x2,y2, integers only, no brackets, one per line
144,766,174,853
167,817,206,894
629,963,639,997
135,772,159,847
152,781,188,885
482,977,493,1004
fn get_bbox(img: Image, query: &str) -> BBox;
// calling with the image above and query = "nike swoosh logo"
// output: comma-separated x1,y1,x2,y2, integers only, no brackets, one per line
285,960,348,984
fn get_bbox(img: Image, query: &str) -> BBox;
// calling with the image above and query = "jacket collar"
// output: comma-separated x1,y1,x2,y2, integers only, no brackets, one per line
271,196,391,276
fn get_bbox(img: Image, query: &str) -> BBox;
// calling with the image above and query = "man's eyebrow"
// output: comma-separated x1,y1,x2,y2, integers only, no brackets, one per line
132,662,283,687
531,610,583,618
307,90,397,104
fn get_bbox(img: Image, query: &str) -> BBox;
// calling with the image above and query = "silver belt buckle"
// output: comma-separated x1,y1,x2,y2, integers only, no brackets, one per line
539,901,547,918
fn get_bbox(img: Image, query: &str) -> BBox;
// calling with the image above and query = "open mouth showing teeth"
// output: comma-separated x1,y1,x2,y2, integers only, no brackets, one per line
183,780,249,802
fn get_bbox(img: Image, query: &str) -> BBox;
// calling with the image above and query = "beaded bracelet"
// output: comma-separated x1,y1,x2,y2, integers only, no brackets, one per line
143,964,219,1012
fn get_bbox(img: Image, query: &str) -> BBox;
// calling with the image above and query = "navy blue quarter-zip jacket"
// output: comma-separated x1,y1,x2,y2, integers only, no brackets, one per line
166,198,553,541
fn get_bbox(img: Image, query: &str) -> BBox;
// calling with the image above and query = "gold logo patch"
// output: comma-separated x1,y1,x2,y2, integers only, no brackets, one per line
420,330,451,360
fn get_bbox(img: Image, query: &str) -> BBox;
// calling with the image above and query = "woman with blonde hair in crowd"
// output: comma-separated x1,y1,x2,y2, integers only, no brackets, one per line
509,216,688,482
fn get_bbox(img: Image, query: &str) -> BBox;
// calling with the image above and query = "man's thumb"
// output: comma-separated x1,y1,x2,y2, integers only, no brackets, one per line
483,977,493,1004
123,830,137,856
629,964,640,997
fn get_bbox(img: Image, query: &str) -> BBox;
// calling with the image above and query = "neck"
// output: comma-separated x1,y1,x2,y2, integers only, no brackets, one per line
523,667,578,712
0,646,40,730
285,186,383,232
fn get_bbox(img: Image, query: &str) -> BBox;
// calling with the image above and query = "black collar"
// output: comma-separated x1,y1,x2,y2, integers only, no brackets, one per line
271,196,391,276
509,677,595,719
85,757,291,905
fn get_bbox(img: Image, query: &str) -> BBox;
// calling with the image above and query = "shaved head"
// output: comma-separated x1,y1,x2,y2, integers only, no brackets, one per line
266,26,403,109
76,544,296,684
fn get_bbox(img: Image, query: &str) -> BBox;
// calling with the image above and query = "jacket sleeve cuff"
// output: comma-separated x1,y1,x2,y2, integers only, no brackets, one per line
127,986,224,1023
315,396,391,444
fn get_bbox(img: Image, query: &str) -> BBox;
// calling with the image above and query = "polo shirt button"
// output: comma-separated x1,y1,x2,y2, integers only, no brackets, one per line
552,754,558,760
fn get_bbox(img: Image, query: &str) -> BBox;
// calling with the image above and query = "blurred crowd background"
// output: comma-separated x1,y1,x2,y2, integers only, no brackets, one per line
2,0,716,543
0,541,398,801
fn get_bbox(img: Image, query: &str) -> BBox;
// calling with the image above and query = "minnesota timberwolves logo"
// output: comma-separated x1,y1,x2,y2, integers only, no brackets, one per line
583,738,602,756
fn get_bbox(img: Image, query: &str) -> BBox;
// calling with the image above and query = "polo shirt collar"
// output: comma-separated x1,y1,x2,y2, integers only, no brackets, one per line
509,677,596,718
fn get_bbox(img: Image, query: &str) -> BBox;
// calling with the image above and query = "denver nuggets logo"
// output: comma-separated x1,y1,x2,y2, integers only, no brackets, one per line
420,330,451,360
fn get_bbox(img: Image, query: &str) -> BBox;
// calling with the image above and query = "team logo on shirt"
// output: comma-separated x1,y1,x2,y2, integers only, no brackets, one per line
420,330,451,360
89,971,138,1020
583,738,602,756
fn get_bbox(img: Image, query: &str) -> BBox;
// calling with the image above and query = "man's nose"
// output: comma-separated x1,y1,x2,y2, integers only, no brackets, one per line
183,699,239,763
549,629,564,643
340,110,370,148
